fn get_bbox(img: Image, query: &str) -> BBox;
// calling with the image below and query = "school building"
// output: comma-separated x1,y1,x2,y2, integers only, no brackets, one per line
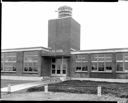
1,6,128,79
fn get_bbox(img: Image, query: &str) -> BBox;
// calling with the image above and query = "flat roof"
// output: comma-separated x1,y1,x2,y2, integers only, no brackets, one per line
2,47,128,54
2,46,50,52
71,48,128,54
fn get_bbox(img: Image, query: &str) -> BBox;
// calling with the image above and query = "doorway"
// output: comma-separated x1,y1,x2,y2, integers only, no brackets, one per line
51,57,68,76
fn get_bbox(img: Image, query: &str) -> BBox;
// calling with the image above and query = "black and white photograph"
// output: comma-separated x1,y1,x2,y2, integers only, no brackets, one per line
1,1,128,102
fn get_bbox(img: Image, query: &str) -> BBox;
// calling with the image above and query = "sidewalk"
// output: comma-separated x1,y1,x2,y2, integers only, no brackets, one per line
1,75,128,83
1,81,46,92
1,75,42,81
71,78,128,83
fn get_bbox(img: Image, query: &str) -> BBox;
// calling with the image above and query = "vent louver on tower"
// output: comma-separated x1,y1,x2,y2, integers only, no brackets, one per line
58,6,72,18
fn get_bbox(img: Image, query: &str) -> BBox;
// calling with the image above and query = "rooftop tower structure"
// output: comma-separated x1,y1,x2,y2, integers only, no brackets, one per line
48,6,80,54
58,6,72,18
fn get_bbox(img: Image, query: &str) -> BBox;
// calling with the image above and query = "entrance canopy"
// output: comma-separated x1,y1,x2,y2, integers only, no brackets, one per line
41,50,71,57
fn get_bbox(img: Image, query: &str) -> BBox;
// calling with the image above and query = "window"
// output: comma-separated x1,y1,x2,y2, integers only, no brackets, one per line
91,54,112,72
106,62,112,71
76,62,81,71
62,64,67,74
98,62,104,71
1,53,17,72
116,53,128,72
75,55,88,72
91,62,97,71
56,65,61,74
23,52,39,73
117,62,123,71
125,62,128,71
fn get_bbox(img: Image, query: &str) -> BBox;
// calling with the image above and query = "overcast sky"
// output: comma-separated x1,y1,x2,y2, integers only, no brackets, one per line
2,1,128,50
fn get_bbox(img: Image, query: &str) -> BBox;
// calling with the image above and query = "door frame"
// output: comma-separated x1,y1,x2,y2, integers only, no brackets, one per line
51,57,67,77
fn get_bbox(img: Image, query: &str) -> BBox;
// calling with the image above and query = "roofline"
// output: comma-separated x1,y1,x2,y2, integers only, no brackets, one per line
71,48,128,54
2,46,50,52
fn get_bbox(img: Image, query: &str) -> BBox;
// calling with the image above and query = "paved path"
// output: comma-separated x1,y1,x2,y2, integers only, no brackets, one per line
71,78,128,83
1,76,128,83
1,81,46,92
1,76,42,81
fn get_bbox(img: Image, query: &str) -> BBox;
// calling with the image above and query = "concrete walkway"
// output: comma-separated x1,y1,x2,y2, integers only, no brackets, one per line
1,76,42,81
1,81,46,92
71,78,128,83
1,75,128,83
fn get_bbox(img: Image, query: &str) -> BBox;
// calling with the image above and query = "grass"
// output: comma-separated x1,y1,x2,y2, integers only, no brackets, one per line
1,79,36,88
27,80,128,98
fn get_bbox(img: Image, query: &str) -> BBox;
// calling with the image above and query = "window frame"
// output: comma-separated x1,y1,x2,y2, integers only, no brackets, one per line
1,53,17,72
116,53,128,73
75,55,88,72
91,54,112,72
23,51,39,73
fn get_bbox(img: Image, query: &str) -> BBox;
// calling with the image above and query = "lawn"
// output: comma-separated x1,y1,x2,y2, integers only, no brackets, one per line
1,79,36,88
27,80,128,98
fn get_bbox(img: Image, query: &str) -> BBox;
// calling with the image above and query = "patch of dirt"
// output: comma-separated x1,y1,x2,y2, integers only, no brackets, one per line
1,91,127,102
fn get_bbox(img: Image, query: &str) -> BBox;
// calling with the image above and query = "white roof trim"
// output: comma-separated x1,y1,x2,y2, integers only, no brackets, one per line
2,47,49,52
70,48,77,51
71,49,128,54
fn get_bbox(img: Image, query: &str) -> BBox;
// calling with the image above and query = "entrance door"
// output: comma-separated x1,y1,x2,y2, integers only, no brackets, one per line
51,58,68,76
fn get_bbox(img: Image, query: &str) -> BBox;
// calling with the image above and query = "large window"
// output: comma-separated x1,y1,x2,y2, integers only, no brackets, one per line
91,54,112,72
23,52,39,73
75,55,88,72
1,53,17,72
116,53,128,72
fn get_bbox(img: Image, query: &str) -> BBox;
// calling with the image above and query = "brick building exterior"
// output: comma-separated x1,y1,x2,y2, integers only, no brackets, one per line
1,6,128,79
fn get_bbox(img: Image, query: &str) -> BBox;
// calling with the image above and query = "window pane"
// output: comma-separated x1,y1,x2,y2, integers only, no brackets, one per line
82,66,88,71
29,67,32,71
76,55,88,61
33,67,38,72
98,62,104,71
116,53,123,61
63,70,66,74
91,55,98,61
52,58,56,63
63,64,67,70
117,62,123,71
76,67,81,71
52,70,55,74
124,53,128,61
57,70,60,74
76,62,81,71
56,65,61,70
4,67,12,71
104,54,112,61
125,62,128,71
24,67,28,71
91,62,97,71
105,62,112,71
52,64,55,69
2,53,17,72
97,54,104,62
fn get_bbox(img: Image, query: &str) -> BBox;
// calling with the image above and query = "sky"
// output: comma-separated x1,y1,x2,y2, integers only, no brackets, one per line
2,1,128,50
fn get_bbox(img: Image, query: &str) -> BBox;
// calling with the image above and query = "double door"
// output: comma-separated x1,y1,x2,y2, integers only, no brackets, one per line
51,58,68,76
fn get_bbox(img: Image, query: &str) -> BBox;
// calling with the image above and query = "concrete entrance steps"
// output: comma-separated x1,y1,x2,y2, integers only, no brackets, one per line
41,76,66,83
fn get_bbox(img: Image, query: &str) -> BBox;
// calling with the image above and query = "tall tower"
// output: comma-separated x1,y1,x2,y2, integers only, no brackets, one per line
48,6,80,53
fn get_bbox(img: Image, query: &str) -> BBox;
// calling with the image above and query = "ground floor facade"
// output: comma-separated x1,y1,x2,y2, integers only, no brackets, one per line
1,47,128,79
